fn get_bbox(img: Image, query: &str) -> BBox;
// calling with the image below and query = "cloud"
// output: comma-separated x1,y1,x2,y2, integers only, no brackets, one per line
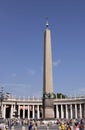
28,69,35,75
53,59,61,67
26,68,36,76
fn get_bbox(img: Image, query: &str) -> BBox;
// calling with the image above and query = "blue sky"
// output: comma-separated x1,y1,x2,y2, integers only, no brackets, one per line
0,0,85,98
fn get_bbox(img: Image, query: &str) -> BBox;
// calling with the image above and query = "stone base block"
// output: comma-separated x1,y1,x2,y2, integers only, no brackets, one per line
44,107,54,119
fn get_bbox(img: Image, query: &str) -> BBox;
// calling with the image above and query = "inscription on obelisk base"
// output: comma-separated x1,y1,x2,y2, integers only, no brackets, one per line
43,98,54,119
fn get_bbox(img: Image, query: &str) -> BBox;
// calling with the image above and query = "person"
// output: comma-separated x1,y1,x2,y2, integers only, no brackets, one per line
67,126,71,130
28,122,33,130
75,122,79,130
61,123,65,130
32,122,37,130
79,122,84,130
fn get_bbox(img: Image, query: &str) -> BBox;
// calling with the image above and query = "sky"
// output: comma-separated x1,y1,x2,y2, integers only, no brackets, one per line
0,0,85,98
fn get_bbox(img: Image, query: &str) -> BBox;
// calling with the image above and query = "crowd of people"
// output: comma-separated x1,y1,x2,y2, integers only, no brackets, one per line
22,118,85,130
56,119,84,130
0,118,85,130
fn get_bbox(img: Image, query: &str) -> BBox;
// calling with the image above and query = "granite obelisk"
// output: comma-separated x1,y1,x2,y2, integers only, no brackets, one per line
43,20,54,119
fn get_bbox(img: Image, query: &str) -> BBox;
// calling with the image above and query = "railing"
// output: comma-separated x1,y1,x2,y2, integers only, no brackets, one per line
3,95,85,103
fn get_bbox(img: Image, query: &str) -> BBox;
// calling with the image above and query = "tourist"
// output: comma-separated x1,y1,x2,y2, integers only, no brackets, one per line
61,122,65,130
28,122,33,130
75,122,80,130
66,126,71,130
79,120,84,130
32,122,37,130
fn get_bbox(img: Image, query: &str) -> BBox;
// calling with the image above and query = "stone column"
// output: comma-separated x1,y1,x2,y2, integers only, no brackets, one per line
13,104,15,112
23,105,25,119
70,104,73,119
18,105,20,118
75,104,77,119
66,104,68,119
2,104,3,118
61,105,64,119
56,105,59,118
11,105,13,118
80,104,82,118
28,105,29,119
33,105,35,119
2,104,4,118
37,105,39,119
3,104,6,119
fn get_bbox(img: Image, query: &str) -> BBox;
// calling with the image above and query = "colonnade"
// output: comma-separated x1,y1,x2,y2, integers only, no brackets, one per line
1,97,85,119
55,103,85,119
2,104,43,119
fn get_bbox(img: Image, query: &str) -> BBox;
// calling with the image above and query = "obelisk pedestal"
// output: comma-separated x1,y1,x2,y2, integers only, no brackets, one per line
43,98,54,119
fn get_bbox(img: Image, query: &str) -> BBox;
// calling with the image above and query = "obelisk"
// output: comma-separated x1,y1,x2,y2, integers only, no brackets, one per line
43,20,54,119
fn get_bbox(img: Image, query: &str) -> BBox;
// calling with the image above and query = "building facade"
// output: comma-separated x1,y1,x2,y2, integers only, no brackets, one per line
2,96,85,119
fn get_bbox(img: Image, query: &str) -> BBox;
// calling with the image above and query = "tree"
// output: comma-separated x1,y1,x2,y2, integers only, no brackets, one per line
56,93,67,99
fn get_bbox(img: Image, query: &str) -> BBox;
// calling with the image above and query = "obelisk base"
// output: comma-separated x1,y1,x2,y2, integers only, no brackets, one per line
43,98,54,120
44,108,54,120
